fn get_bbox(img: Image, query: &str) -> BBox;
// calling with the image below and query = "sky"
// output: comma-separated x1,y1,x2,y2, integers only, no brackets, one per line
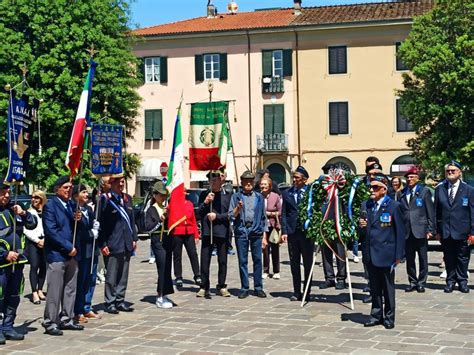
130,0,383,29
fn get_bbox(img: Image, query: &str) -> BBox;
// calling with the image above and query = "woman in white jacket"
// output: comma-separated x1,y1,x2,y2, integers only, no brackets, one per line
24,190,47,304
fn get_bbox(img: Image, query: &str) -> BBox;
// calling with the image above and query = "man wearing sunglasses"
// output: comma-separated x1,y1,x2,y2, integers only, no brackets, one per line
434,160,473,294
359,173,405,329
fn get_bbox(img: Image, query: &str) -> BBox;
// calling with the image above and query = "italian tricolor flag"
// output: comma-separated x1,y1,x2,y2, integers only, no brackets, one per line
166,107,186,232
189,101,230,170
65,60,97,177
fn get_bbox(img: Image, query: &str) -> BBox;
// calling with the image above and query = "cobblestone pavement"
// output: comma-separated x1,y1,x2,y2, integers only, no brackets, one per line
2,240,473,354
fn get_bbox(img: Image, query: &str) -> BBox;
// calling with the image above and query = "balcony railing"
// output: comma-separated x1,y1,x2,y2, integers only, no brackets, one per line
262,76,284,94
257,133,289,153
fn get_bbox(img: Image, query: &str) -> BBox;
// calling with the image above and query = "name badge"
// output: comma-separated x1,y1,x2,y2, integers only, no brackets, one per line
380,213,392,223
416,198,423,207
462,197,469,207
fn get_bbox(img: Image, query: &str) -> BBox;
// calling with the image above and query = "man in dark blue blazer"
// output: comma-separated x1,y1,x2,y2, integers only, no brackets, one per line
43,176,84,336
281,166,314,302
435,160,474,293
359,173,405,329
399,167,435,293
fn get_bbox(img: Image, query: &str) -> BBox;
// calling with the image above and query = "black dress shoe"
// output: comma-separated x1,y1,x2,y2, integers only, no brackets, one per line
363,286,371,293
44,327,63,336
444,285,454,293
255,290,267,298
290,294,301,302
59,322,84,331
335,281,347,290
175,279,183,288
459,285,470,293
319,280,336,289
405,284,417,292
383,321,395,329
105,305,119,314
362,295,372,304
0,332,5,344
238,290,249,299
117,304,134,312
364,319,383,327
3,329,24,340
417,285,425,293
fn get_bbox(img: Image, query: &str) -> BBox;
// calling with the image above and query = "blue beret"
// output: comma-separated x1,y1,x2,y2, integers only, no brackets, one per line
0,181,9,190
295,165,309,178
53,175,70,189
446,160,462,170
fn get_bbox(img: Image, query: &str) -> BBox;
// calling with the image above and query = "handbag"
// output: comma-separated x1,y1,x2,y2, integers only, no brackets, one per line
268,214,281,244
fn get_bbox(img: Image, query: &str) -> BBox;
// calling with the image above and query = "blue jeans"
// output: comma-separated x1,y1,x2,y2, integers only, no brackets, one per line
74,257,98,315
235,236,263,291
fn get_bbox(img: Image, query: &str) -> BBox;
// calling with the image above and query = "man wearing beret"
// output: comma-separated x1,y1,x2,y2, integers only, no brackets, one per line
43,176,84,335
359,173,405,329
435,161,474,293
229,170,267,299
281,166,314,302
399,167,435,293
98,174,138,313
0,182,37,343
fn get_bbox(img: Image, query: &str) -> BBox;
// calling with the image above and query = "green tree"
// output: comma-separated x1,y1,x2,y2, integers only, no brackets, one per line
398,0,473,176
0,0,142,190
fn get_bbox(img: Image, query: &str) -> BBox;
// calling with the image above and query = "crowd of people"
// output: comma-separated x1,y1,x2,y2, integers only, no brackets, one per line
0,157,471,342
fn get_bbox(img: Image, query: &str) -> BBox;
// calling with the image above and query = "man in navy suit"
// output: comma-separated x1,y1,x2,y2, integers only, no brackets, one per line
399,167,435,293
281,166,314,302
42,176,84,336
435,160,474,293
359,173,405,329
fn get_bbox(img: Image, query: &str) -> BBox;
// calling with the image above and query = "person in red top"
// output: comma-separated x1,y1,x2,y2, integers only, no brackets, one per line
170,194,201,288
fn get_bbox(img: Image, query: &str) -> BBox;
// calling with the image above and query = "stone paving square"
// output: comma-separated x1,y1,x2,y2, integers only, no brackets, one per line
2,240,472,354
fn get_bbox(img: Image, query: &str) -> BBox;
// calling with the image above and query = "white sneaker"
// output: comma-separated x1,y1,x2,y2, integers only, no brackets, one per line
440,270,447,279
156,296,173,309
353,256,360,263
263,273,269,279
272,273,280,280
148,257,156,264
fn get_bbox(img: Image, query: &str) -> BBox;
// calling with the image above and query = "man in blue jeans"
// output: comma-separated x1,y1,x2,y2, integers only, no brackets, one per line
229,170,266,299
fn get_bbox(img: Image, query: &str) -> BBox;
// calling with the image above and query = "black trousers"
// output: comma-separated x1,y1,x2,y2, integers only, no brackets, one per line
405,233,428,286
26,240,47,292
263,227,280,274
150,235,174,296
442,237,470,287
368,262,396,325
200,235,227,291
287,229,314,298
321,239,347,282
172,234,200,280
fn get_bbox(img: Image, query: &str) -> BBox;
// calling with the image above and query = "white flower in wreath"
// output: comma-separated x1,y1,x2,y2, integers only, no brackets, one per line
200,127,215,147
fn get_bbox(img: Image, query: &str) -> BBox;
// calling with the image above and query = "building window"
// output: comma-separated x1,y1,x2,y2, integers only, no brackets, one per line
204,54,220,80
395,42,408,71
195,54,227,81
396,99,414,132
264,104,284,134
262,49,292,77
145,57,160,83
144,109,163,140
328,46,347,74
329,102,349,135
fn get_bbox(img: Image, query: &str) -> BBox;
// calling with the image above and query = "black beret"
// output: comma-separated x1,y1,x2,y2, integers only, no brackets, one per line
295,165,309,178
365,162,383,174
0,181,9,190
72,184,87,196
53,176,70,189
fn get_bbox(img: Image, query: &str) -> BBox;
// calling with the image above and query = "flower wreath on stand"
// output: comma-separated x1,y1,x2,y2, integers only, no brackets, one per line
298,168,369,254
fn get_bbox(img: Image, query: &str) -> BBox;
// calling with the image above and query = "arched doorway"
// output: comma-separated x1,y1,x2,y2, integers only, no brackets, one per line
267,163,286,186
391,155,417,176
325,156,356,174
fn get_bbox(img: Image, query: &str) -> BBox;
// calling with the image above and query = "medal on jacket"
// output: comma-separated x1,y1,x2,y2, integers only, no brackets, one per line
416,198,423,207
462,197,469,207
380,212,392,227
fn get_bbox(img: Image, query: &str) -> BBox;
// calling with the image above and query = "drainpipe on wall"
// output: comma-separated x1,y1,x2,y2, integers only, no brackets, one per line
246,30,253,169
294,28,301,166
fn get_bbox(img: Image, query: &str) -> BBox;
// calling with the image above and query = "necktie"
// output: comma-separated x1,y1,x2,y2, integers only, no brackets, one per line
448,185,455,205
411,189,415,202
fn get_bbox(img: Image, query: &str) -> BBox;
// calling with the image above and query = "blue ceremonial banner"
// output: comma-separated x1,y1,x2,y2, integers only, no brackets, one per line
5,91,39,184
91,124,123,175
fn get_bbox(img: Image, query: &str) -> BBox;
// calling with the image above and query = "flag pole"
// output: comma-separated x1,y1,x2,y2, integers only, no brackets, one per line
90,177,101,274
300,242,317,307
11,182,20,273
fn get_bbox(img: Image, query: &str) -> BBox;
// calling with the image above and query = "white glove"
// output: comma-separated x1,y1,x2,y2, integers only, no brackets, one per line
92,220,100,240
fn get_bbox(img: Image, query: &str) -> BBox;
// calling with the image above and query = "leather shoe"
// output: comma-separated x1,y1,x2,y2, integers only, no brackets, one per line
255,290,267,298
117,304,134,312
363,286,370,293
459,285,470,293
383,322,395,329
105,305,119,314
417,285,425,293
405,284,417,292
3,329,24,340
44,327,63,336
238,290,249,299
59,322,84,331
362,295,372,304
335,281,346,290
319,280,336,289
290,294,301,302
0,332,5,344
444,284,454,293
364,319,383,327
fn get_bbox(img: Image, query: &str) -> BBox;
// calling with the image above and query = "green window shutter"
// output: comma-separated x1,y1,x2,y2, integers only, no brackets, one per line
263,105,274,135
219,53,227,80
144,110,153,139
160,57,168,83
153,110,163,139
283,49,293,77
262,50,272,77
273,104,284,133
329,102,348,135
137,57,145,85
396,99,413,132
195,55,204,82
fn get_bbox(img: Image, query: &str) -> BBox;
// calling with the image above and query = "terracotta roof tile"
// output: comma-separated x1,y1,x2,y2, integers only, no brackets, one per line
132,1,434,37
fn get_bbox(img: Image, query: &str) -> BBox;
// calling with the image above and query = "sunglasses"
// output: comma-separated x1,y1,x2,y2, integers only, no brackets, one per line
445,169,458,173
369,185,383,191
32,196,42,200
